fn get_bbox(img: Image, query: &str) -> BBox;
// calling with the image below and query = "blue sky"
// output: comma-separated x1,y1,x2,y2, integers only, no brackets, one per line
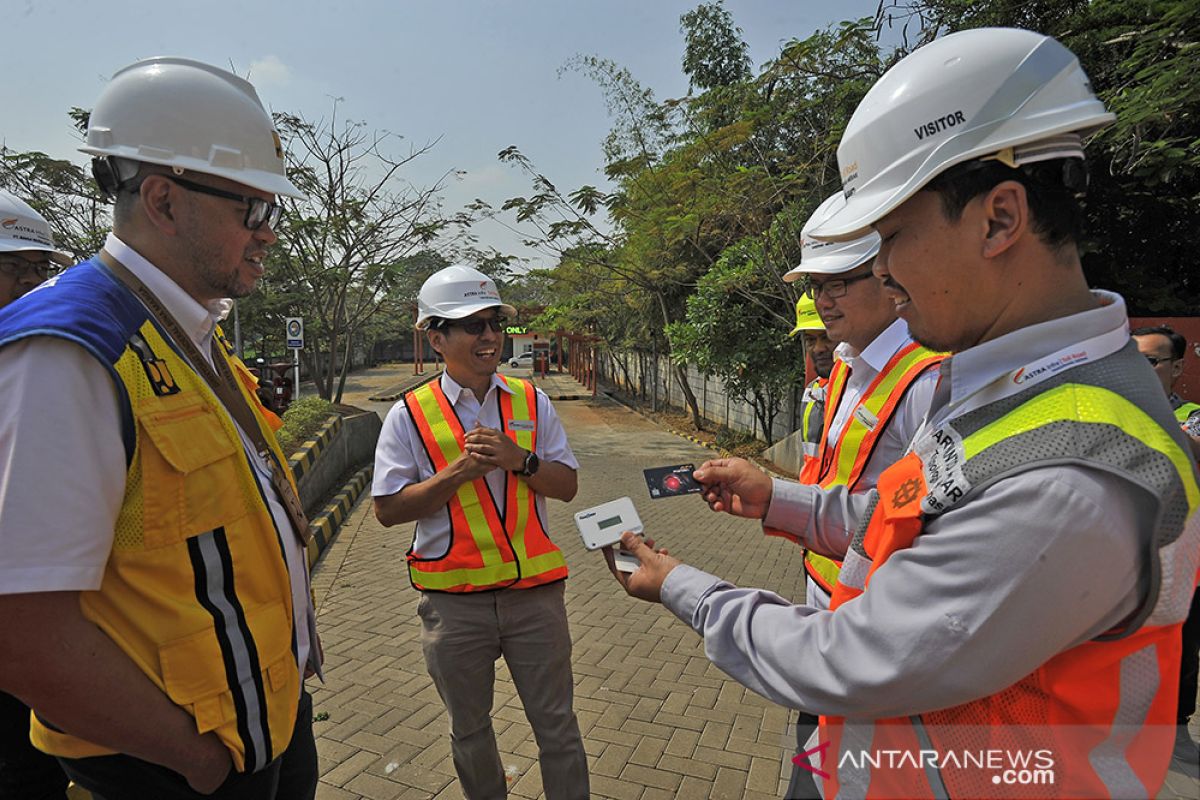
2,0,881,269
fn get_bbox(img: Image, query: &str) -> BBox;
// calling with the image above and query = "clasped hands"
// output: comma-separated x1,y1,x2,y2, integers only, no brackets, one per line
455,425,527,481
608,457,774,603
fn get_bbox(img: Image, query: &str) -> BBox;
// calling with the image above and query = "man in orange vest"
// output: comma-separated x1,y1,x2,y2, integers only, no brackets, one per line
373,265,588,800
613,28,1199,798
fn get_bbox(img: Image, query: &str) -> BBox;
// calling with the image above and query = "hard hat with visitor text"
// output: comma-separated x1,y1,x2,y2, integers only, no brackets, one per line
80,57,303,198
811,27,1115,241
416,265,518,329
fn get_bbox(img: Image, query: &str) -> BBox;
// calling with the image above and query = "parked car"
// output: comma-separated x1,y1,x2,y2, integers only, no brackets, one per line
509,351,535,368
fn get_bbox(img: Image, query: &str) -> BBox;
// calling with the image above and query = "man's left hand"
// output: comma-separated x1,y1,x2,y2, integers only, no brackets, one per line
464,426,526,471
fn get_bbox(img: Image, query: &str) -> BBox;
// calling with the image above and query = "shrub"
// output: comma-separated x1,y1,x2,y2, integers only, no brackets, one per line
277,396,337,456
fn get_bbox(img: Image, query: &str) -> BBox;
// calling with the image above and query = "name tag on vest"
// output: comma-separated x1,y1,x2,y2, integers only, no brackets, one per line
853,405,879,431
507,420,536,432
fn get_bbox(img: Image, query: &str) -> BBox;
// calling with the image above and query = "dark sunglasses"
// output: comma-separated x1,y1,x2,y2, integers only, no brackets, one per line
0,257,57,281
143,175,283,231
442,316,507,335
805,271,876,300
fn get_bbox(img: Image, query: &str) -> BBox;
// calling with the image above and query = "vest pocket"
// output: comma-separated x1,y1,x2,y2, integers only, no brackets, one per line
139,393,249,549
158,599,296,737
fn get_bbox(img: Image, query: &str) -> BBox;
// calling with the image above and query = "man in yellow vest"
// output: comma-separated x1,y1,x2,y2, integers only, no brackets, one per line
0,191,73,800
780,191,941,611
789,294,834,473
0,59,320,799
614,28,1199,798
373,264,588,800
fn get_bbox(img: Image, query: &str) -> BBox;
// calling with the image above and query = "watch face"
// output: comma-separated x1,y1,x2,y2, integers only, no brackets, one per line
524,451,539,475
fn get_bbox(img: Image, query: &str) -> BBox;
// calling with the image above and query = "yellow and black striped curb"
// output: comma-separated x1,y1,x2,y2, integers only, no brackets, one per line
305,464,372,570
288,415,343,482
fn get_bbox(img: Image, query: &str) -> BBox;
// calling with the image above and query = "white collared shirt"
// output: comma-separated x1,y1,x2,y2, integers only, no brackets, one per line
0,234,313,673
824,318,938,490
373,370,578,561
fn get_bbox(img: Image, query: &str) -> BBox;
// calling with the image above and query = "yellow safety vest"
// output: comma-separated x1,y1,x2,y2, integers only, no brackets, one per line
30,322,302,774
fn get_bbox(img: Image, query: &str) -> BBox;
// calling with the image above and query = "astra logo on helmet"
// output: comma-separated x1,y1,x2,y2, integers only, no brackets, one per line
914,110,967,141
1,217,18,229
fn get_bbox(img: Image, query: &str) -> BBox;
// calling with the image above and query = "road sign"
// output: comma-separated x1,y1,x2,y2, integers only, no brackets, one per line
286,317,304,349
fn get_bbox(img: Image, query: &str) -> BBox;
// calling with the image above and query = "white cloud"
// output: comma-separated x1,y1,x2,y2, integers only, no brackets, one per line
248,55,291,88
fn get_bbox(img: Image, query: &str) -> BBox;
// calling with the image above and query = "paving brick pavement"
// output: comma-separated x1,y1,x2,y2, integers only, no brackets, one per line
310,378,808,799
312,366,1199,800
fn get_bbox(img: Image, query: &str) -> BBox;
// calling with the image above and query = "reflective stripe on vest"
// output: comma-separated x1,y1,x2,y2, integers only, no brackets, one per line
1175,401,1200,425
820,347,1200,798
800,343,943,593
800,379,825,462
404,376,568,592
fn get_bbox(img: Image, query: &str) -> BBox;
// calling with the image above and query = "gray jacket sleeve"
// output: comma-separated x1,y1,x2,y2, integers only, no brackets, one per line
762,478,876,560
662,466,1149,718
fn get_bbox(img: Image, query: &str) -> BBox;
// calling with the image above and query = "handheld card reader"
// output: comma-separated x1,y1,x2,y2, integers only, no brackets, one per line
574,496,643,573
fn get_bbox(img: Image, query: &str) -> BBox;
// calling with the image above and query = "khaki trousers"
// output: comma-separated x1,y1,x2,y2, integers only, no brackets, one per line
419,581,589,800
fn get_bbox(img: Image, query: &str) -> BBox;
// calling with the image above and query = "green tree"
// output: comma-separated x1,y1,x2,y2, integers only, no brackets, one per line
680,1,752,92
270,102,452,402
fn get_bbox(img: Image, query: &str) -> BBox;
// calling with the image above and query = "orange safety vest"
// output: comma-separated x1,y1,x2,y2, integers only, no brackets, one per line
799,377,828,475
403,375,569,592
776,342,942,594
815,351,1200,798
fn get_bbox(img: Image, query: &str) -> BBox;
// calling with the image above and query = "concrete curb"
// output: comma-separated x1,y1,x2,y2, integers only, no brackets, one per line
305,464,373,570
287,415,343,482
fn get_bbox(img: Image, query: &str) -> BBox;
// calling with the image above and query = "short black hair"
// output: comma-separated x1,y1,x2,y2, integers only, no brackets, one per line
1131,325,1187,361
922,157,1089,250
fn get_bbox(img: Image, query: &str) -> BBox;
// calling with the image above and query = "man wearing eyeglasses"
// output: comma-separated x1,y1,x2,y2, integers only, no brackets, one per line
0,58,319,800
1132,325,1200,764
0,190,73,800
771,192,942,614
0,191,72,310
373,264,588,800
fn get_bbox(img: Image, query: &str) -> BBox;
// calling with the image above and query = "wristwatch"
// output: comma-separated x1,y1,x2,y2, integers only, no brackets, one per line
518,450,540,477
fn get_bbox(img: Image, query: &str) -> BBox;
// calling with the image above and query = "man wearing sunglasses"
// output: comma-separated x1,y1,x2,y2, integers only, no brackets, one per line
0,190,73,800
0,58,320,799
373,264,588,800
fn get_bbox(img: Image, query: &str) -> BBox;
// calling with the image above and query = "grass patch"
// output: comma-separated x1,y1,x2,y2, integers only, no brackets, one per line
277,396,337,455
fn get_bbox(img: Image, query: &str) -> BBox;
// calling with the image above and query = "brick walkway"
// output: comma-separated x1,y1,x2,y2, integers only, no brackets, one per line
311,365,1200,800
311,374,806,799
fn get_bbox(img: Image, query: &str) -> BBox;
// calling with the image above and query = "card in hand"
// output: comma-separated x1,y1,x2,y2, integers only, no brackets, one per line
643,464,701,499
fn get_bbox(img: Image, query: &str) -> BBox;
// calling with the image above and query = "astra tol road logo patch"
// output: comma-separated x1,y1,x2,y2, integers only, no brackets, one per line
1,217,18,229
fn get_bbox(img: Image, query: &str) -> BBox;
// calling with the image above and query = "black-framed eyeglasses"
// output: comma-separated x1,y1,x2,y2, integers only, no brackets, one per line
0,256,57,281
805,272,876,300
1145,355,1174,367
442,316,507,336
159,175,283,231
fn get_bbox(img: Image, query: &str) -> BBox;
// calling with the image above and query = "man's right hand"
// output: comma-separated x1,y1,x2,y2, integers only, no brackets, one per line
451,449,497,483
693,457,773,520
183,733,233,795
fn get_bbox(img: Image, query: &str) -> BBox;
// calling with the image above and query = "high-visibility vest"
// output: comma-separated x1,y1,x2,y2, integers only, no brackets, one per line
818,345,1200,799
0,259,303,774
787,342,942,594
404,375,569,592
1175,400,1200,424
799,378,827,470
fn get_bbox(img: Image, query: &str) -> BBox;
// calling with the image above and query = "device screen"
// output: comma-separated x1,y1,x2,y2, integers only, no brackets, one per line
597,515,624,530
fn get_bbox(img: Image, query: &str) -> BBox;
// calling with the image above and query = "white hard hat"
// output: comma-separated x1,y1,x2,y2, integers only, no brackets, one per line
783,192,881,280
812,28,1115,241
80,57,303,198
416,265,517,329
0,190,73,266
